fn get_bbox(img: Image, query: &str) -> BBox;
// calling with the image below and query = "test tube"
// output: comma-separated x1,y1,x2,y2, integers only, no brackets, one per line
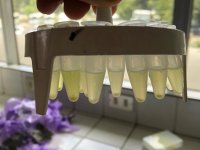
147,21,168,100
37,25,61,100
120,20,148,102
81,21,111,104
57,73,63,91
167,25,183,94
126,55,148,102
61,56,81,102
80,56,88,96
147,55,168,99
54,21,81,102
49,57,61,99
167,55,183,94
107,55,125,97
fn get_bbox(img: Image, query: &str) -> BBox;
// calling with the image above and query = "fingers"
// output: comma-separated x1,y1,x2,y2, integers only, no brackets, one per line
37,0,62,14
80,0,121,7
92,5,117,15
63,0,90,19
37,0,119,19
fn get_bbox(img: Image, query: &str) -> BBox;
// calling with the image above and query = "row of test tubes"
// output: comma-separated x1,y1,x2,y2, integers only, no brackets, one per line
37,20,183,104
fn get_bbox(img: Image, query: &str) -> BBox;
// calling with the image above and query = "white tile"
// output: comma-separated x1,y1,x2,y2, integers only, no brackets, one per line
175,99,200,138
2,69,23,97
137,94,177,130
72,112,100,137
75,139,119,150
0,69,4,94
87,118,133,147
48,133,81,150
179,135,200,150
123,126,159,150
21,72,34,99
75,92,104,115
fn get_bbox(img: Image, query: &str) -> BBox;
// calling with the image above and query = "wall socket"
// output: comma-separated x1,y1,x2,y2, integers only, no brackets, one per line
109,93,133,111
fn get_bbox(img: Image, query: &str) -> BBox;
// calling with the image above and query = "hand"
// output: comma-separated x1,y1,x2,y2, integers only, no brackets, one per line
37,0,121,19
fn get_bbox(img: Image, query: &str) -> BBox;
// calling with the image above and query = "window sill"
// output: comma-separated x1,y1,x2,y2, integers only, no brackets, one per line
0,62,32,73
0,62,199,101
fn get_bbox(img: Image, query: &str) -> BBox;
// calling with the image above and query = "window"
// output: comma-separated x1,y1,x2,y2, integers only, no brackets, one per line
188,0,200,91
13,0,66,65
0,11,6,61
116,0,174,23
13,0,175,66
115,0,175,81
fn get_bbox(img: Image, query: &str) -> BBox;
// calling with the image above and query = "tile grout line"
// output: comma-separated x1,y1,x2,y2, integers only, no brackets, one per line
173,98,179,133
72,116,104,150
120,123,136,150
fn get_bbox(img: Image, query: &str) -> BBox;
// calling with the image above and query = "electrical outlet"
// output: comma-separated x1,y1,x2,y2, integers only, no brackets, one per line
109,93,133,111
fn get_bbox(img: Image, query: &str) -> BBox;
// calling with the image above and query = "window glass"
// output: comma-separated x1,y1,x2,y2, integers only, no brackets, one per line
13,0,174,66
0,11,6,61
115,0,174,24
188,0,200,91
115,0,174,81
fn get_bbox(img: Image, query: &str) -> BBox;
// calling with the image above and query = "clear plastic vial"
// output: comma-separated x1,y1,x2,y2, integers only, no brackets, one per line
107,55,125,97
86,56,106,104
148,55,168,100
120,20,148,102
126,55,148,102
61,56,81,102
37,24,61,100
54,21,81,102
49,57,61,99
167,55,183,94
147,21,168,100
81,21,111,104
167,25,183,94
80,56,88,96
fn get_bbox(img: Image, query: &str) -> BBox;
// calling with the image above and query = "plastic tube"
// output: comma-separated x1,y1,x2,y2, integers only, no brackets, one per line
81,21,111,104
120,20,148,102
167,25,183,94
54,21,80,102
147,21,168,100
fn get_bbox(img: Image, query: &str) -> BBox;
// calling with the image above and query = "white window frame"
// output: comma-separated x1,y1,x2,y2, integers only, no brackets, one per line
0,0,18,64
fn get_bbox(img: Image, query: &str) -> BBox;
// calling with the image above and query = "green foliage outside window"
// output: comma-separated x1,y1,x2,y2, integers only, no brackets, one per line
12,0,200,24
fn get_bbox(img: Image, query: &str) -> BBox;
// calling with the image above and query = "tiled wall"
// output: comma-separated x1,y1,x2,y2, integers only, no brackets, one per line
0,69,200,138
136,94,177,130
1,68,24,97
175,99,200,138
103,86,136,123
0,68,4,94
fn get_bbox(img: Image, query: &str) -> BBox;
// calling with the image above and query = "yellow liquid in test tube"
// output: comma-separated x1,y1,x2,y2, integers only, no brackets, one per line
149,69,167,100
128,70,148,102
108,71,124,97
80,71,88,96
168,68,183,94
49,71,60,99
87,72,105,104
58,72,63,91
62,70,80,102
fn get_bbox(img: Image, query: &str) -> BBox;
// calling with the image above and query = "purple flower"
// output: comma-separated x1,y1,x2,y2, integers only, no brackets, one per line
0,97,79,150
0,120,27,144
19,144,56,150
